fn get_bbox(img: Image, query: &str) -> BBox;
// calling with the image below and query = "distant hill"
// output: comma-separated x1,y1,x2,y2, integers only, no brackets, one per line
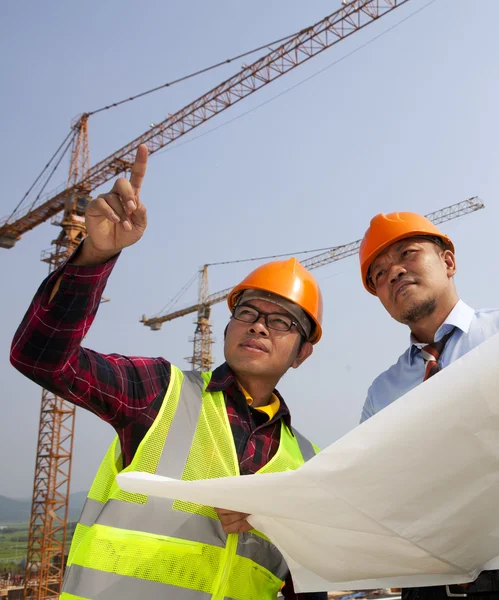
0,491,87,524
0,495,31,523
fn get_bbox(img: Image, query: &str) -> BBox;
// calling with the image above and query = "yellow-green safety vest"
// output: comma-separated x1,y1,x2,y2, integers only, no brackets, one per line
60,366,318,600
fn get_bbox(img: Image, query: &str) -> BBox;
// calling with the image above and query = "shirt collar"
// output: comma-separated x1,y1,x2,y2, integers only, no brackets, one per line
409,299,474,363
208,361,292,427
207,361,238,392
239,383,281,420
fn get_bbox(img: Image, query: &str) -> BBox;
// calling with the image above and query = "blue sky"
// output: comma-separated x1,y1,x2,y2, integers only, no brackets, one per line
1,0,499,498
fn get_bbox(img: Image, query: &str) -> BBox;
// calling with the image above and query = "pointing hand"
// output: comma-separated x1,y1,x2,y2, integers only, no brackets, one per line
82,144,149,262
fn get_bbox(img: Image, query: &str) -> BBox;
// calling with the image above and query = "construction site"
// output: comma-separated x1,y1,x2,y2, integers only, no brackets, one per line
1,1,498,599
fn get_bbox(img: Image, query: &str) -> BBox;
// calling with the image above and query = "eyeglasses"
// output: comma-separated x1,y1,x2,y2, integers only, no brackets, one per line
232,304,303,335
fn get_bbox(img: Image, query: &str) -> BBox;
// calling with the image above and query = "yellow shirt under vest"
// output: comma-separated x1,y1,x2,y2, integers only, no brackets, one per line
237,382,280,420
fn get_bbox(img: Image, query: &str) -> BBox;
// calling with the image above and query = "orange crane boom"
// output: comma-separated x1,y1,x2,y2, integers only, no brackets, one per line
0,0,411,249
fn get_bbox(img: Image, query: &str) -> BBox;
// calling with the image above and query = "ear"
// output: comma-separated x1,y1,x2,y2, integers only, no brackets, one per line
443,250,456,278
292,341,313,369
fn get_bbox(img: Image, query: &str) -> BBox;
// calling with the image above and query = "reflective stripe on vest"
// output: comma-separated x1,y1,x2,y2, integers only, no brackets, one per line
62,367,318,599
61,565,212,600
292,427,315,461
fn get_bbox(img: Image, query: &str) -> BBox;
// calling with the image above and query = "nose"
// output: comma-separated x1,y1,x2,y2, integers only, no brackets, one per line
248,315,269,336
389,264,407,285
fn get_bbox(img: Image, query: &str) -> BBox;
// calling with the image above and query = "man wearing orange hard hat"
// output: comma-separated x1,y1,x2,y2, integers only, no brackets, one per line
10,145,327,600
359,211,499,600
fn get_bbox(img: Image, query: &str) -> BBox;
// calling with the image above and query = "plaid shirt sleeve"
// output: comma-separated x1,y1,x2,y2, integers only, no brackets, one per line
10,249,171,430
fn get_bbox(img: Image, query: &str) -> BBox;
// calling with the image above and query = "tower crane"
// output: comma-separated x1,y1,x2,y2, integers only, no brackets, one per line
0,0,411,249
0,2,419,597
141,198,485,371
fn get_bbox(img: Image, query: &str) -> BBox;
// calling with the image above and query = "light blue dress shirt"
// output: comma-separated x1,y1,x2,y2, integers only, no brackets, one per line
360,300,499,423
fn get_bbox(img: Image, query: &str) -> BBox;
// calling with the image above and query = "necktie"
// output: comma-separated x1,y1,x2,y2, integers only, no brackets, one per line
420,328,455,381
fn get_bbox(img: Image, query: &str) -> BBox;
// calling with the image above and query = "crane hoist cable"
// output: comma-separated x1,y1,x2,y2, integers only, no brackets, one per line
86,31,303,116
6,128,76,223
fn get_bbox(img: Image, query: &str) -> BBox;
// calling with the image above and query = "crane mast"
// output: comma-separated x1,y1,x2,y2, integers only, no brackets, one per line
187,265,215,371
24,116,90,600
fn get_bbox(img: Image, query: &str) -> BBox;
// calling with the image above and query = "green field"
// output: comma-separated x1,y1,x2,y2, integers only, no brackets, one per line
0,523,28,573
0,522,76,573
0,523,28,561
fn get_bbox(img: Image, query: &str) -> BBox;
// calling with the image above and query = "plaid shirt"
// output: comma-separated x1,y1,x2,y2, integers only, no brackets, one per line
10,250,326,600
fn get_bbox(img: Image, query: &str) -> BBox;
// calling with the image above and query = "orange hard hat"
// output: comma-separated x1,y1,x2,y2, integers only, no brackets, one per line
360,212,454,295
227,257,323,344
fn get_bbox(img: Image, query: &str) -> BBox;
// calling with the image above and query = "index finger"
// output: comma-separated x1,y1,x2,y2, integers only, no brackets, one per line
129,144,148,194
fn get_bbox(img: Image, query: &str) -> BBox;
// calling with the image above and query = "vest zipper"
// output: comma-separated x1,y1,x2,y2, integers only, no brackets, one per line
212,533,238,600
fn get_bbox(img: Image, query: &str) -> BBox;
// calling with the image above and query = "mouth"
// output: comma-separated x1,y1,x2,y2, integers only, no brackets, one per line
394,281,416,299
239,339,269,354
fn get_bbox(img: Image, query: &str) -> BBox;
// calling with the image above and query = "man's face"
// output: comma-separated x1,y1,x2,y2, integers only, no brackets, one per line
224,298,313,381
370,237,456,324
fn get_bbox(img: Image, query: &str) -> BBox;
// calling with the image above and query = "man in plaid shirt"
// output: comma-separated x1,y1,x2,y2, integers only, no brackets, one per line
11,144,327,599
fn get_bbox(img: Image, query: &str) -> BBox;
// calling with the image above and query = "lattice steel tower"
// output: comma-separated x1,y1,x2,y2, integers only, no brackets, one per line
24,115,89,600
